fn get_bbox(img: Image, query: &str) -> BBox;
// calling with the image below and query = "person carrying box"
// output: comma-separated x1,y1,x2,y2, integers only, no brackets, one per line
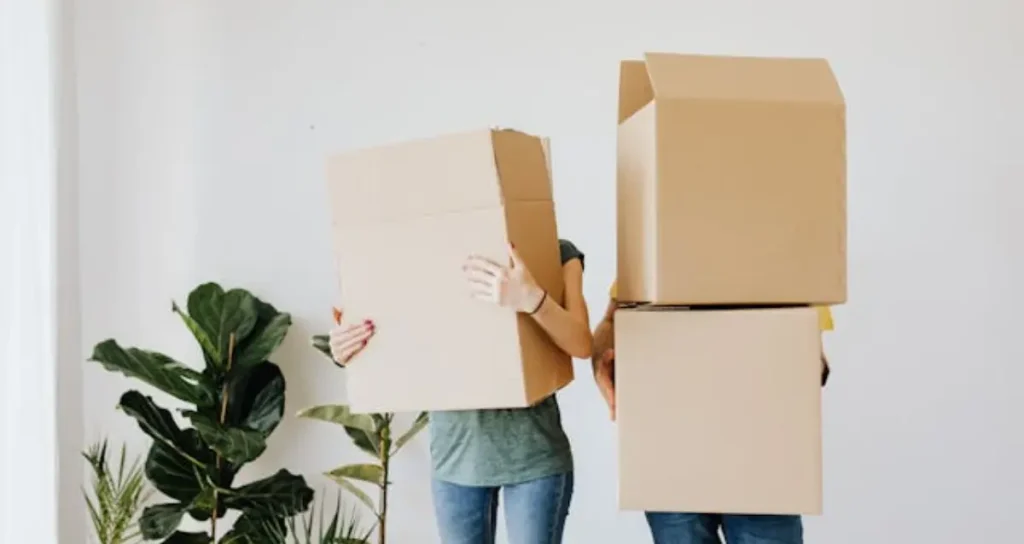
592,280,833,544
329,240,593,544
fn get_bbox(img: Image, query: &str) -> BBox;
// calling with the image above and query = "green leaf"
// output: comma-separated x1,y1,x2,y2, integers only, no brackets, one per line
297,405,376,434
145,431,209,504
90,340,215,406
312,334,332,360
243,370,284,435
82,490,102,541
83,439,152,544
370,414,389,435
224,362,285,435
184,411,267,465
326,476,375,513
326,464,383,486
117,391,187,452
323,495,342,542
172,301,219,367
343,428,380,459
290,490,372,544
187,485,219,518
186,283,259,372
161,531,212,544
139,425,230,522
219,513,287,544
233,298,292,371
221,469,314,518
392,411,429,454
139,503,188,539
298,405,380,457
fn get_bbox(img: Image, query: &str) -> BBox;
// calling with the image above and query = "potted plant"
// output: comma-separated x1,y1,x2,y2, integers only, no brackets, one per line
83,439,153,544
263,491,373,544
302,334,429,544
88,282,315,542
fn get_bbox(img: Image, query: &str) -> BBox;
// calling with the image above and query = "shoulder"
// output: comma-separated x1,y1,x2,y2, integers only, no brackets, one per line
558,239,585,269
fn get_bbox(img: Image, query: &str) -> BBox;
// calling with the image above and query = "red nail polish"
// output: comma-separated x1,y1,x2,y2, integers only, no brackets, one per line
361,339,368,346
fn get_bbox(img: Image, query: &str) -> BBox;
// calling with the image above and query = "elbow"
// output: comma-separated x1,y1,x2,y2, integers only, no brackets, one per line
568,328,594,359
570,343,593,360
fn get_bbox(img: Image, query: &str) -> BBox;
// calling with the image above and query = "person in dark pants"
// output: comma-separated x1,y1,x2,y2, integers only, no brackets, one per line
590,281,833,544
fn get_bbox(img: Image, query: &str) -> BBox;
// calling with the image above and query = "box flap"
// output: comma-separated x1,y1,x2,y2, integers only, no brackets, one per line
540,137,551,174
327,128,551,225
491,129,554,204
641,52,844,106
618,60,655,124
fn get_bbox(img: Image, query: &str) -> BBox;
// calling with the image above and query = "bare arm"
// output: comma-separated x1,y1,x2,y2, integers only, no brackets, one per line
591,297,616,374
530,259,593,359
590,295,618,419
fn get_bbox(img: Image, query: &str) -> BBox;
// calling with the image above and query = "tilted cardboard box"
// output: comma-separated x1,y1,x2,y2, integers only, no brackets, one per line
326,129,572,414
616,306,823,515
617,52,847,305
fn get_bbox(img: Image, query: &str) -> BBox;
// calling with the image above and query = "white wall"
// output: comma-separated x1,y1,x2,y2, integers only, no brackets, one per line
1,0,81,541
74,0,1024,543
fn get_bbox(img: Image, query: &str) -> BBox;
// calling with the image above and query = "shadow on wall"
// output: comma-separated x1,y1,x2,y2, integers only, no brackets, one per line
253,313,325,471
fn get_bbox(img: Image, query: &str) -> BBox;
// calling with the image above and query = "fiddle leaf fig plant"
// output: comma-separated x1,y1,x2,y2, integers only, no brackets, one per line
305,334,429,544
89,282,314,543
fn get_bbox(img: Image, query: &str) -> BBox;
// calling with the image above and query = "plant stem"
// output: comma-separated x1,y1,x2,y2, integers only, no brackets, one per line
378,417,392,544
212,333,236,540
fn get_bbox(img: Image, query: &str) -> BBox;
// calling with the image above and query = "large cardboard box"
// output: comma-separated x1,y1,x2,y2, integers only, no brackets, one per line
617,52,847,305
616,306,822,515
326,129,572,414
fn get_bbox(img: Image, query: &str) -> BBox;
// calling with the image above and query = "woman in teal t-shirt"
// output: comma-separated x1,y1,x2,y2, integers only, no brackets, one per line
329,239,592,544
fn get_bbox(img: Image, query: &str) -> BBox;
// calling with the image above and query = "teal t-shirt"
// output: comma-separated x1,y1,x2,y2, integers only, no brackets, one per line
428,239,584,487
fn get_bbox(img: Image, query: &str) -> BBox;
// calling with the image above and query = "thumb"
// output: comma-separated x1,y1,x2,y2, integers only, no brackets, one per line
507,242,524,268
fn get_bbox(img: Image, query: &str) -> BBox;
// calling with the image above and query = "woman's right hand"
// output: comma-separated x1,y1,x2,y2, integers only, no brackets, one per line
329,308,375,367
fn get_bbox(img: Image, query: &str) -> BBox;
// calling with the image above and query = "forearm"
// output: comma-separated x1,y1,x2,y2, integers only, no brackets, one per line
531,295,594,359
590,298,617,371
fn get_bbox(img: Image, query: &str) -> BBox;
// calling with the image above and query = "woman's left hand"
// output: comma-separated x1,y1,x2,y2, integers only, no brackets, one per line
594,348,617,421
463,243,546,313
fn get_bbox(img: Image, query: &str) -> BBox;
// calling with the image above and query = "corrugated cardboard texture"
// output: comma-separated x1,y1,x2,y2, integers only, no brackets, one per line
616,306,822,515
326,129,571,413
617,52,847,305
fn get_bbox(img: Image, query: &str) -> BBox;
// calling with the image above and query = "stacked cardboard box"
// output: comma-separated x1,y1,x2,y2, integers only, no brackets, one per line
325,129,572,414
614,53,846,515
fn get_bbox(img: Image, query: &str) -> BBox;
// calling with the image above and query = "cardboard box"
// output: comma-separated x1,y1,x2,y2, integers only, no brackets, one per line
616,52,847,305
616,306,822,515
326,128,572,414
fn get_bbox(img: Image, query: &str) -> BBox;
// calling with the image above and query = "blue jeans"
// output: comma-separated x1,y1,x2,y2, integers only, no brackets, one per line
431,472,574,544
646,512,803,544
